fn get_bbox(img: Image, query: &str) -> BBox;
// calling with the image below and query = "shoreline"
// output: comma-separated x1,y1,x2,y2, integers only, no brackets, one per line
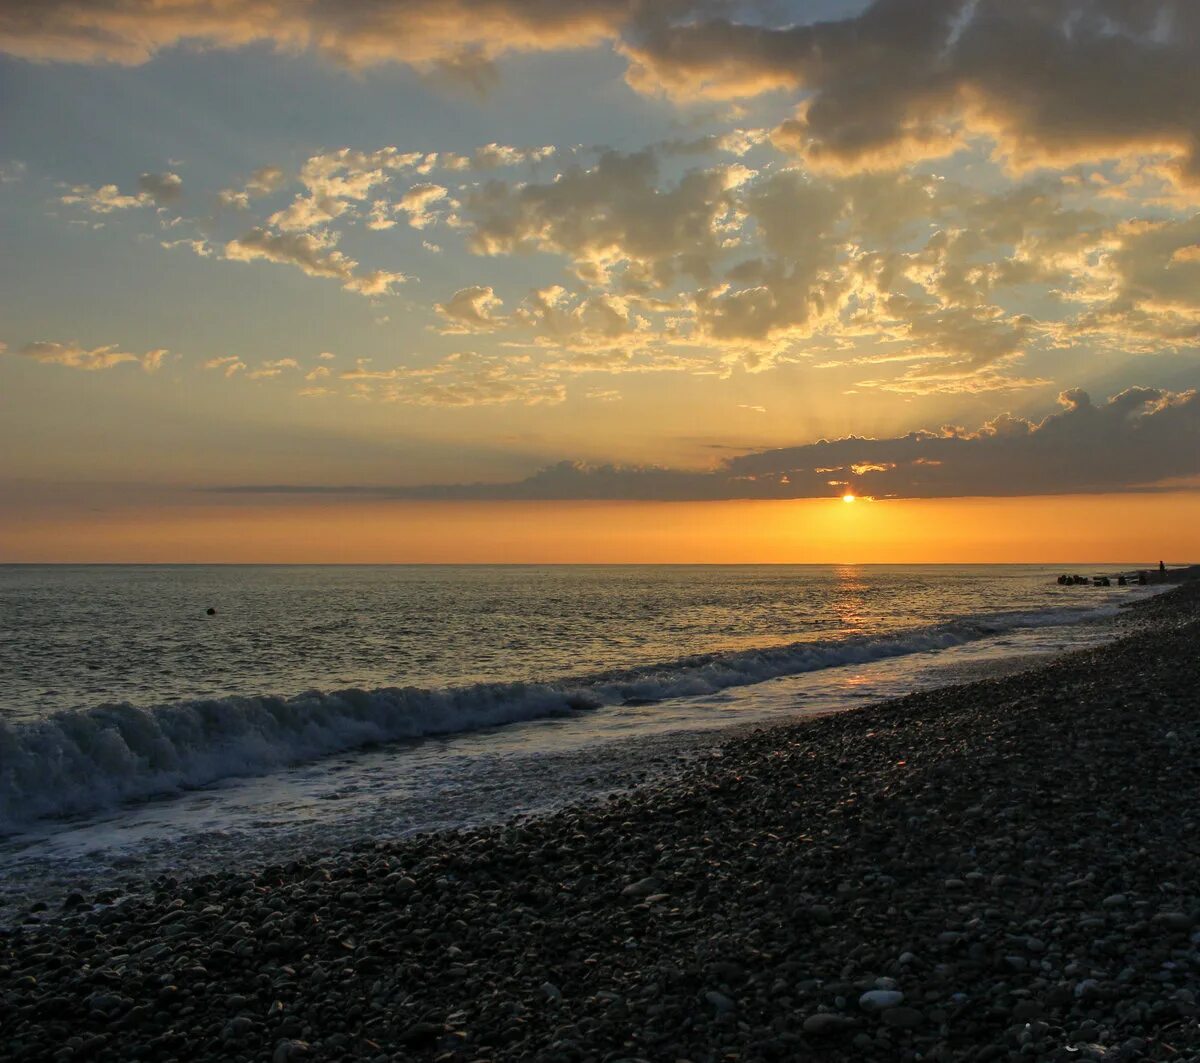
0,593,1147,917
3,581,1200,1059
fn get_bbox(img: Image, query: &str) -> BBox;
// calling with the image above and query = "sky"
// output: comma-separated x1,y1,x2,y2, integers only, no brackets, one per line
1,0,1198,562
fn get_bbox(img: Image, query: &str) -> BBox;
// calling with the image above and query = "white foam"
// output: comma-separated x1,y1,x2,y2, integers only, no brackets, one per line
0,597,1134,830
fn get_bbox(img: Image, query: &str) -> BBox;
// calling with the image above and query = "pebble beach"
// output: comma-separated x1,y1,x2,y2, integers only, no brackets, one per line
3,578,1199,1062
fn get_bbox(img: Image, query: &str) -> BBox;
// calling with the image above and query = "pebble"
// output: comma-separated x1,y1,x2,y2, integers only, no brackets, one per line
803,1013,857,1035
1152,911,1192,932
859,990,904,1012
704,990,736,1013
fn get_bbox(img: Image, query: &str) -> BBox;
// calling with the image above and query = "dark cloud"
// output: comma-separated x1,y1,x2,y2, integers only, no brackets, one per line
0,0,692,76
213,386,1198,500
8,1,1200,187
626,0,1200,184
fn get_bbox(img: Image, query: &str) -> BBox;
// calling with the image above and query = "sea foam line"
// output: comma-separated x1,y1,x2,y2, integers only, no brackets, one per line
0,601,1122,829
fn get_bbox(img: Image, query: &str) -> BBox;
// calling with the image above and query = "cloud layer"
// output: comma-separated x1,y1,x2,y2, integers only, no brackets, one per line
628,1,1200,184
0,0,649,83
34,1,1200,396
215,387,1199,500
9,0,1200,188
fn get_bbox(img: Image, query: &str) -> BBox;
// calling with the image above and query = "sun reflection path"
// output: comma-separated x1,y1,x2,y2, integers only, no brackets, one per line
833,564,869,633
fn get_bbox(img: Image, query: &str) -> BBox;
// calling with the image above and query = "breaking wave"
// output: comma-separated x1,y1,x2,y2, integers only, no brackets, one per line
0,601,1121,829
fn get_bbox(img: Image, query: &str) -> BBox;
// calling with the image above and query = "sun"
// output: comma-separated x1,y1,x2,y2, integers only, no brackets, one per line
842,493,856,503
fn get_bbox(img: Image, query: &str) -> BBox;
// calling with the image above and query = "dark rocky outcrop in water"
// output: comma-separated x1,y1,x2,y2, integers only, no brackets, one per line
2,582,1199,1061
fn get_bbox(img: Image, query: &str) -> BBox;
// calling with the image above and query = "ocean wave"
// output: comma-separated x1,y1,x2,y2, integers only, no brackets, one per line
0,600,1123,830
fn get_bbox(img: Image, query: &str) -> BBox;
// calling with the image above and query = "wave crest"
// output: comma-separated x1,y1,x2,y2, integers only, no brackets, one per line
0,602,1119,830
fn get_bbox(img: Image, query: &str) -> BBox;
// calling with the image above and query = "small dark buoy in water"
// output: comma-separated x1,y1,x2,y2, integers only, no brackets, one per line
206,607,217,616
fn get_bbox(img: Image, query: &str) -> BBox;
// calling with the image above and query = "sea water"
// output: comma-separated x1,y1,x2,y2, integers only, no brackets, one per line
0,564,1164,908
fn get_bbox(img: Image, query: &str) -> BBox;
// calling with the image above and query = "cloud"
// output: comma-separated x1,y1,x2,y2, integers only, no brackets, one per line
10,1,1200,191
7,340,168,371
190,135,1192,391
59,182,150,213
1066,214,1200,350
516,287,650,350
216,386,1199,499
0,0,643,82
247,357,300,379
434,284,667,368
224,228,406,296
204,354,246,377
853,364,1051,397
463,148,749,287
246,165,285,194
137,171,183,205
440,157,1063,382
219,166,286,209
36,48,1200,398
440,143,557,170
268,196,350,232
624,1,1200,187
340,350,566,407
161,237,212,256
266,148,420,231
366,200,396,230
140,348,169,371
437,285,507,332
688,170,847,344
725,386,1200,498
216,148,530,226
396,183,450,229
423,155,1196,386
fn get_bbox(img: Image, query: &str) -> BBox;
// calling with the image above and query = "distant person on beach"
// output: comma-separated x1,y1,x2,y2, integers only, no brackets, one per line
1160,560,1167,575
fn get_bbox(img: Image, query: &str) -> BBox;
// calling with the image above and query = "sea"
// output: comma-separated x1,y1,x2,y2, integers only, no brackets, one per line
0,563,1166,910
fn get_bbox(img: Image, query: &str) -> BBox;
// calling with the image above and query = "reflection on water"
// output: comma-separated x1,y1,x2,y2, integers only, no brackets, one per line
0,563,1129,720
833,564,869,633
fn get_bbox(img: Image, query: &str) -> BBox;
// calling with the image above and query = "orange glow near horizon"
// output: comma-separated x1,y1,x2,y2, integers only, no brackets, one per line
842,493,856,503
1,491,1197,565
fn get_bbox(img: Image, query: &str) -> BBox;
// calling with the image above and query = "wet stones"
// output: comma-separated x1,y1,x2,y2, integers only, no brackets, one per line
803,1013,857,1035
859,989,904,1012
1151,911,1192,933
621,876,664,897
703,989,736,1014
880,1005,923,1028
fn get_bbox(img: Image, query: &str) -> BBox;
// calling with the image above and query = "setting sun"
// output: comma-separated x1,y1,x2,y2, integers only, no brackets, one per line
843,493,856,503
